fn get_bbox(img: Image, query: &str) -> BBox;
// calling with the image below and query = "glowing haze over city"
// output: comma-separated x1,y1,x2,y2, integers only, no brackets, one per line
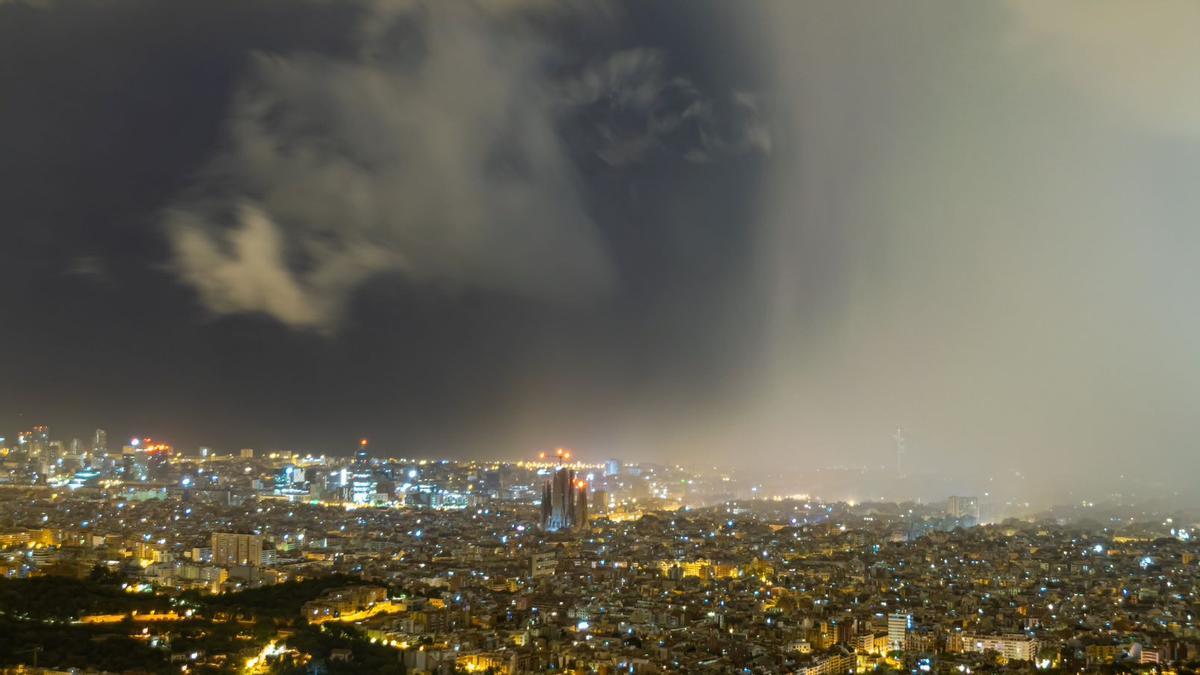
1,1,1199,673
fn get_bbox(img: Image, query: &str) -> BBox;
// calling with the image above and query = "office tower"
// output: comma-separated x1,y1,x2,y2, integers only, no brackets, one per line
605,458,621,476
275,464,306,494
947,495,979,521
20,425,49,457
122,449,149,482
540,467,589,532
351,439,376,504
63,440,84,472
591,490,608,514
93,428,107,454
211,532,263,567
482,470,502,494
240,448,255,459
888,613,912,653
145,441,171,480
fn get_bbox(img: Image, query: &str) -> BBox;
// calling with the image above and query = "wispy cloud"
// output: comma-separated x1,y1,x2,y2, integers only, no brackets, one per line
165,0,769,331
565,48,770,166
64,255,112,284
167,0,619,331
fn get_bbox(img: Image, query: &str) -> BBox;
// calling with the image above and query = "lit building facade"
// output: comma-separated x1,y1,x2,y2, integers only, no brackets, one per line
888,612,912,653
211,532,263,567
540,467,589,532
947,495,980,522
351,440,377,504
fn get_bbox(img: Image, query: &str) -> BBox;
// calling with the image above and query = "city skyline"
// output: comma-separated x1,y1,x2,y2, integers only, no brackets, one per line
3,2,1200,672
4,1,1200,493
0,436,1194,672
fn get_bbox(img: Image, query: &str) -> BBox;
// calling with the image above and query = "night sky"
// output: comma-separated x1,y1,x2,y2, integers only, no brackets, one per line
3,0,1199,494
0,0,770,457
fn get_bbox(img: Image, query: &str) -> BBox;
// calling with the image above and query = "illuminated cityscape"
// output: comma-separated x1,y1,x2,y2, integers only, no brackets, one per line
0,426,1197,672
3,0,1200,673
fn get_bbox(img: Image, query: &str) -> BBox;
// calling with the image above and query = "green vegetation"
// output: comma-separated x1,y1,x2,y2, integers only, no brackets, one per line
276,624,408,674
0,574,171,622
0,619,169,672
181,574,359,621
0,574,395,673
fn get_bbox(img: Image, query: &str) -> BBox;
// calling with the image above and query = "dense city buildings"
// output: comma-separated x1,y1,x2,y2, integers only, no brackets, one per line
5,0,1197,671
0,425,1198,673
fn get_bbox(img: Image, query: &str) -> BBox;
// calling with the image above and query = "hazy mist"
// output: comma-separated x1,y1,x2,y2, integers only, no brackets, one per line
740,1,1200,500
1,0,1198,506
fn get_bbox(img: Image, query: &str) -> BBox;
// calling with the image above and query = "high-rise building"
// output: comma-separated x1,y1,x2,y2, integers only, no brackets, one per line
351,439,376,504
275,464,306,495
211,532,263,567
240,448,255,459
20,425,49,457
605,458,621,476
591,490,609,515
122,450,149,482
145,441,172,480
947,495,979,522
888,612,912,653
540,467,589,532
93,428,107,454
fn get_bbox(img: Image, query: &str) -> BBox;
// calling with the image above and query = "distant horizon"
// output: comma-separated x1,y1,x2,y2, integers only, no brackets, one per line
4,0,1199,498
4,421,1196,512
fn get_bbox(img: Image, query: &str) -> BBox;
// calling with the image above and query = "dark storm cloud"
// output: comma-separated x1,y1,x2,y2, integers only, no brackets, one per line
167,1,615,330
563,48,769,167
165,0,768,331
8,0,1193,506
0,0,769,455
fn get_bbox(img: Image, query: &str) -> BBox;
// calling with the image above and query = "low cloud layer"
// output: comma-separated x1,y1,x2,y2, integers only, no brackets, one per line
732,0,1200,496
12,0,1195,502
1011,0,1200,137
